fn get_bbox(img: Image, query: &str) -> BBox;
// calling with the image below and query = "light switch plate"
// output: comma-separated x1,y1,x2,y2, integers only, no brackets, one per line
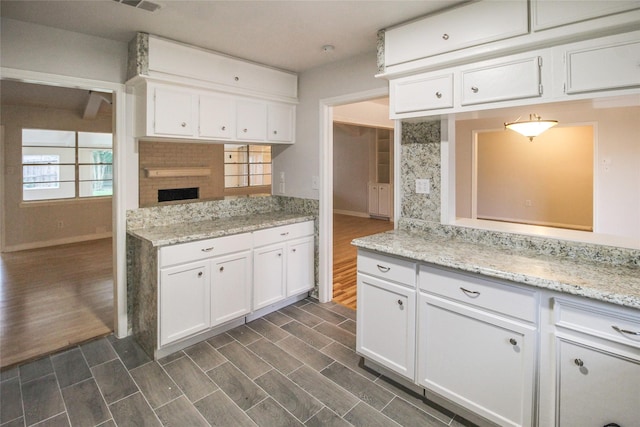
416,179,430,194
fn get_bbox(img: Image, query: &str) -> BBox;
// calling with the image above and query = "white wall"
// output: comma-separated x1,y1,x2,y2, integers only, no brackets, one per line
273,52,387,200
333,125,375,214
0,18,128,83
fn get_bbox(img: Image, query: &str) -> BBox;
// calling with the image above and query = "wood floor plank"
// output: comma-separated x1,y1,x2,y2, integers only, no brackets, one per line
0,238,113,369
332,214,393,310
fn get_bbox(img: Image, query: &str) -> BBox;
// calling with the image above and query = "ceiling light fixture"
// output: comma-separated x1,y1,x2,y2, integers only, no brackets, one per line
504,114,558,141
322,45,335,53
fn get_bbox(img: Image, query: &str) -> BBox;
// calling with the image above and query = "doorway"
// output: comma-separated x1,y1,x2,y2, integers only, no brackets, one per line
320,93,396,308
0,77,123,368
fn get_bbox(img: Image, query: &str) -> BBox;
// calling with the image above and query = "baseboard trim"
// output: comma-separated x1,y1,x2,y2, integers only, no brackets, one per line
333,209,370,218
3,232,112,252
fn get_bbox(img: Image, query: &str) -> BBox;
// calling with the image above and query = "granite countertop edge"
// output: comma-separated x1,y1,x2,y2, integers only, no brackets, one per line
352,231,640,311
127,213,316,247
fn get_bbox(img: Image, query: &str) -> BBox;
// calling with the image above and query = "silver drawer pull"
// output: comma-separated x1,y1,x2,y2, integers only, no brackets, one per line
442,33,449,40
435,91,442,98
376,264,390,273
612,325,640,336
397,299,403,307
280,232,289,236
201,247,214,252
219,266,224,272
460,287,480,297
574,358,584,367
181,122,187,127
509,338,518,346
197,272,203,278
471,86,479,93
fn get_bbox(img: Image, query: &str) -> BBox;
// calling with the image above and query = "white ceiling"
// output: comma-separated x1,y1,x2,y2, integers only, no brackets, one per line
0,0,467,73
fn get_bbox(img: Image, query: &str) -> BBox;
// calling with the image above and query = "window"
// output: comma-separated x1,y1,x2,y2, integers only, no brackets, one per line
22,129,113,201
224,145,271,188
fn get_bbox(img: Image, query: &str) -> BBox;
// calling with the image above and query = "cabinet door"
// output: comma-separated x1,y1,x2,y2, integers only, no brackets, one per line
153,86,196,137
368,184,380,215
211,251,252,327
286,236,314,297
391,73,453,115
461,56,542,106
418,294,536,427
160,261,210,346
199,94,235,139
236,100,267,141
377,184,391,217
533,0,640,31
267,104,295,143
356,273,416,380
566,40,640,94
556,337,640,427
253,243,286,310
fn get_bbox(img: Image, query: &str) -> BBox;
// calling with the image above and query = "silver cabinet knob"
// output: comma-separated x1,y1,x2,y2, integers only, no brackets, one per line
435,91,442,98
292,248,297,253
509,338,518,346
273,130,278,135
219,266,224,272
397,299,403,307
442,33,449,40
221,126,226,131
234,76,239,81
574,358,584,367
198,272,203,278
243,128,248,133
471,86,479,93
181,122,187,127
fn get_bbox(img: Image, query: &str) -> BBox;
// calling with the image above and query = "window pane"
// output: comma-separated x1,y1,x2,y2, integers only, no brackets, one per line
22,129,75,147
225,175,248,188
250,174,271,186
23,181,75,201
224,146,248,163
23,164,75,185
23,146,75,163
79,180,113,197
78,132,112,148
79,148,113,164
249,164,271,175
224,164,248,175
79,164,113,181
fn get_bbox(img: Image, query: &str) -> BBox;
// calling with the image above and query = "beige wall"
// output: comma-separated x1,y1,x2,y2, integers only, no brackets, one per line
138,141,224,207
1,104,113,251
476,126,593,230
456,103,640,239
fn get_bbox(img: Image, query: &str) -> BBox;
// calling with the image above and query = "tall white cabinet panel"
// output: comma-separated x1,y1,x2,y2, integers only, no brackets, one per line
211,251,252,327
418,294,537,427
565,39,640,94
199,94,235,139
460,56,542,106
555,337,640,426
357,274,416,380
160,261,210,346
153,87,196,137
267,104,295,143
286,236,314,297
237,100,267,141
368,183,391,218
253,244,286,310
384,0,528,66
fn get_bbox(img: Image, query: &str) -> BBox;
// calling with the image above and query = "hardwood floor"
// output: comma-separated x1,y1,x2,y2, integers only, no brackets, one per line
0,238,113,369
333,214,394,309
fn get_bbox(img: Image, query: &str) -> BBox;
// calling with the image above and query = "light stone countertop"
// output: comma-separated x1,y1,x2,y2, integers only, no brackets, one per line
352,230,640,310
128,212,315,247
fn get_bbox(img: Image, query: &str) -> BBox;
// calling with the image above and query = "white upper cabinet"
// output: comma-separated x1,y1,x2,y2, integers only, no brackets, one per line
384,0,529,67
267,104,295,143
564,35,640,94
236,100,267,141
199,94,235,140
532,0,640,31
460,56,542,106
153,87,196,137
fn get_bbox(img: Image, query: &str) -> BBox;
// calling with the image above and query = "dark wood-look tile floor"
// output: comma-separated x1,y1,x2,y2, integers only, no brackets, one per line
0,298,476,427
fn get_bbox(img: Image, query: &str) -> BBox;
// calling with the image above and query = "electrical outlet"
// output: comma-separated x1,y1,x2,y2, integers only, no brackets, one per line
279,182,285,194
415,179,430,194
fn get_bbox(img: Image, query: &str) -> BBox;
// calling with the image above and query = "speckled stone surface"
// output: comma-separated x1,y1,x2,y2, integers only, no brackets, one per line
376,29,385,74
353,229,640,310
127,32,149,80
128,212,315,246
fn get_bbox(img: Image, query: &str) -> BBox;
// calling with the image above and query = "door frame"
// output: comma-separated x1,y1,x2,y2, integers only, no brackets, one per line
318,87,392,303
0,67,128,337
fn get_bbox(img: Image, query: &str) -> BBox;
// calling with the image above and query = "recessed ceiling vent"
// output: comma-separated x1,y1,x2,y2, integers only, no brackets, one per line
112,0,161,13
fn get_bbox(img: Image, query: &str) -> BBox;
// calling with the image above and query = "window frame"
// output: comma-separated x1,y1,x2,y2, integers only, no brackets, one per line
223,144,272,191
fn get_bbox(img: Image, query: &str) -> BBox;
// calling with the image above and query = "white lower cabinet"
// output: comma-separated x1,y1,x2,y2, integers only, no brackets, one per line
160,260,210,346
418,293,537,427
210,250,252,327
368,183,391,218
253,221,315,311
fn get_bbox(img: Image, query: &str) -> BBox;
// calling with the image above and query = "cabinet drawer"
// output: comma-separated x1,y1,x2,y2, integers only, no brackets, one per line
391,73,453,114
460,56,541,106
554,298,640,348
566,39,640,94
384,0,528,66
420,265,537,322
160,233,252,267
252,221,314,247
357,250,416,287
